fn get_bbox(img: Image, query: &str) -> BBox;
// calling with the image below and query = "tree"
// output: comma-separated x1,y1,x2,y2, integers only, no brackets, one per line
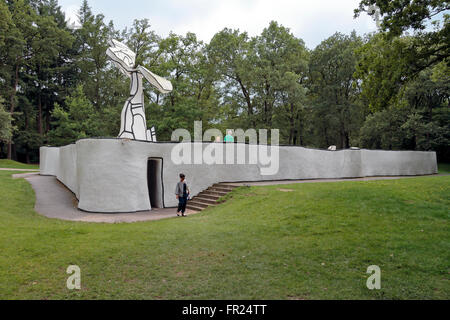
208,28,256,128
252,21,309,136
67,0,128,139
0,1,12,49
355,0,449,36
0,0,446,162
150,32,218,140
208,21,309,143
47,85,98,146
1,0,39,159
74,0,118,110
0,0,73,160
123,19,160,67
355,0,449,76
309,32,364,148
355,33,414,112
29,1,73,136
358,61,450,160
0,97,14,143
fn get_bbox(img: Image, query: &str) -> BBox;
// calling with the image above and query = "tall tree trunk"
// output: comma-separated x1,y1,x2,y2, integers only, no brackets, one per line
237,77,254,127
344,132,350,149
264,81,272,127
96,72,100,109
264,100,268,127
12,143,17,161
339,105,348,149
46,108,51,133
38,93,43,136
7,63,20,160
296,111,302,146
324,126,329,147
7,137,12,160
298,129,303,146
25,112,29,163
289,103,295,145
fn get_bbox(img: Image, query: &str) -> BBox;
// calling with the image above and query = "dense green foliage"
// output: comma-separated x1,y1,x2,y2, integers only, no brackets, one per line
438,162,450,173
355,1,449,73
0,170,448,299
0,0,448,162
0,97,14,142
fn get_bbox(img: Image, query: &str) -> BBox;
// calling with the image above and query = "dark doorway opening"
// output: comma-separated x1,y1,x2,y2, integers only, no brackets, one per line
147,158,164,208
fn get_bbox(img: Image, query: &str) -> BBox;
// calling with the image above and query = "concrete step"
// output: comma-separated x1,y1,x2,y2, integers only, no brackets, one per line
191,196,217,205
186,204,205,211
205,189,229,196
208,186,234,193
188,200,214,209
212,184,237,191
218,183,242,188
188,183,237,212
197,193,221,201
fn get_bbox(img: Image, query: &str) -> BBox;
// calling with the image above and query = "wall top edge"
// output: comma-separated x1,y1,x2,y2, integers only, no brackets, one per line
39,137,437,154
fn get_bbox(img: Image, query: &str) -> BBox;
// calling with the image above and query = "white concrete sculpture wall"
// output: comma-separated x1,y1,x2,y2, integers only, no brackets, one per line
40,139,438,213
39,147,59,176
106,39,172,141
57,144,79,199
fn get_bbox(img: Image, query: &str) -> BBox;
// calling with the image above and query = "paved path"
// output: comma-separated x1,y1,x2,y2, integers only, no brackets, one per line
13,172,444,224
24,175,197,223
12,172,40,179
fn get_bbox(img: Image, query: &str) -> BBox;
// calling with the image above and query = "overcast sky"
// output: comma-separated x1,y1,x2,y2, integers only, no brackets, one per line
59,0,378,49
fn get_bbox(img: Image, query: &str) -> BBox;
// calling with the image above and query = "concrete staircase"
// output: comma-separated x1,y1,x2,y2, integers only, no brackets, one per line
186,183,240,212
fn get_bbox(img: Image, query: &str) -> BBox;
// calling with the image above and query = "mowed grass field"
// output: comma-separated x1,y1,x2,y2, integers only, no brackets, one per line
0,163,448,299
0,160,39,169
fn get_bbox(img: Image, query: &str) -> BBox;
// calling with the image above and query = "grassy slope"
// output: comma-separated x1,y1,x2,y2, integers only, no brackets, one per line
0,160,39,169
0,171,448,300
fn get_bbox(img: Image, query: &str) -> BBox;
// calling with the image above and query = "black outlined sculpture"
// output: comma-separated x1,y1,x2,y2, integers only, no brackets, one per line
106,39,173,141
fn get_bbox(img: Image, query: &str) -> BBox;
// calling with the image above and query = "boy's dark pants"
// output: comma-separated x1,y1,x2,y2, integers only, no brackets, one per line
178,196,187,214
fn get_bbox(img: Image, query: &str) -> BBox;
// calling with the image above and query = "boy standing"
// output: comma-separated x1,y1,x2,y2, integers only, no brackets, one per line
175,173,190,217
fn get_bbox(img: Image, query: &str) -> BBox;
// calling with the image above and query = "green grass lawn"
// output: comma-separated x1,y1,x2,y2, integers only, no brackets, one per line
0,159,39,170
0,171,448,300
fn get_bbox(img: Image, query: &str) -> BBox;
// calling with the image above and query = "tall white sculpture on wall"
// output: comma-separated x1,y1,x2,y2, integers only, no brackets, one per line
106,39,173,141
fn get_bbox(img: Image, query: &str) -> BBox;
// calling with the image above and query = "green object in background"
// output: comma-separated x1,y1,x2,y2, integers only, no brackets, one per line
224,135,234,143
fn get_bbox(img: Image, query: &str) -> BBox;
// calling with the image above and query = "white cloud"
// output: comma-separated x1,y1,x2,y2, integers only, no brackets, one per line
59,0,378,48
62,4,80,27
147,0,376,48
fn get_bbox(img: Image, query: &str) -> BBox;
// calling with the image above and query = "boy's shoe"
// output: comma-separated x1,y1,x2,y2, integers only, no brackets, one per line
177,212,180,216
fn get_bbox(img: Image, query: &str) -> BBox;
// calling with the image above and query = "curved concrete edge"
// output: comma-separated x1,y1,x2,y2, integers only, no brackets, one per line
20,172,446,224
39,147,59,176
40,139,438,213
25,174,197,223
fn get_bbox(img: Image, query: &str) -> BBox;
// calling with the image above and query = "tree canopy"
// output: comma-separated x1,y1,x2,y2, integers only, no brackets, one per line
0,0,448,163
